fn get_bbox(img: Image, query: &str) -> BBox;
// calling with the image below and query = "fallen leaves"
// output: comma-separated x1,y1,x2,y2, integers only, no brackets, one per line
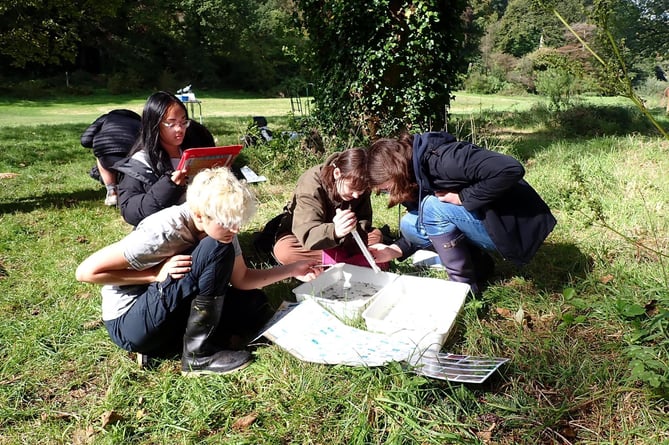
72,426,95,445
496,307,531,325
100,410,123,428
232,413,258,430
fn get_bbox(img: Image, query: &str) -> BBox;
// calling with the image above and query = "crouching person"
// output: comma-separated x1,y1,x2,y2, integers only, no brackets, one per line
76,167,320,375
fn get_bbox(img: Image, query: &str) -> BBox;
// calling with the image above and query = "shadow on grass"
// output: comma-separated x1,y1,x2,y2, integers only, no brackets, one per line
0,189,103,214
451,104,667,162
492,241,592,294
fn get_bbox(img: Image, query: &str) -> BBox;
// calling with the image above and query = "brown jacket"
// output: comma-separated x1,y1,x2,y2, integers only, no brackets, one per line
276,153,374,252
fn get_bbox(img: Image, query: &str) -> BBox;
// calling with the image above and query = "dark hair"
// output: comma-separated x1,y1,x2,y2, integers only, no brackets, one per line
320,148,369,202
367,133,417,207
128,91,188,176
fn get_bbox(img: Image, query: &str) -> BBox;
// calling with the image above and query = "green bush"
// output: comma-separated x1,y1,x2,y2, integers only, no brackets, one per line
11,79,53,99
463,71,507,94
535,68,577,110
107,70,143,94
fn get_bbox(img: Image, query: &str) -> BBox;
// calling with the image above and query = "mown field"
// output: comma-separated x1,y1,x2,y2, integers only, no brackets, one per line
0,91,667,444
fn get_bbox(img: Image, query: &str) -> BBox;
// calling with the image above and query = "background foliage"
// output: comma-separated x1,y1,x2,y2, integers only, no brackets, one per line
1,0,667,136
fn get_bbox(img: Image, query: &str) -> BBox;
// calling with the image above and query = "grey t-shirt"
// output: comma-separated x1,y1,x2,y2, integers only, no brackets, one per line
101,203,241,320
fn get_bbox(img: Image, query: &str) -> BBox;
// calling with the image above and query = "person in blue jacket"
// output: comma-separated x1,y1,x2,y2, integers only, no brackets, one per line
80,109,141,206
366,132,556,293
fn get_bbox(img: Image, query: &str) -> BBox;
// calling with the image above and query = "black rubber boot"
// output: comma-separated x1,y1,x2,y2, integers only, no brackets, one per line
181,294,253,376
217,288,276,350
428,230,479,294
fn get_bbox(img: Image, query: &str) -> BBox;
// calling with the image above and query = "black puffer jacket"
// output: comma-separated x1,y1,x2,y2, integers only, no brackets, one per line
113,120,216,226
80,109,141,158
412,131,557,266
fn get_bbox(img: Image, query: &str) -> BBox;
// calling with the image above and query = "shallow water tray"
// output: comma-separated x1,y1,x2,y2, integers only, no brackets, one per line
292,263,398,320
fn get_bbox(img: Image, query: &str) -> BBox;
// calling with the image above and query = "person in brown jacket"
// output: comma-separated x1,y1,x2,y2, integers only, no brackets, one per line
272,148,386,272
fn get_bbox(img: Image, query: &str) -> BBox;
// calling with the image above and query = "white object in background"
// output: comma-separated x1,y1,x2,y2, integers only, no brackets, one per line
178,92,197,102
351,230,381,273
240,165,267,183
411,249,445,269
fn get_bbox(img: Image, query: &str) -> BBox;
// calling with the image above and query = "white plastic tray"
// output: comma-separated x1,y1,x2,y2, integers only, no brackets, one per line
362,275,470,351
292,263,398,320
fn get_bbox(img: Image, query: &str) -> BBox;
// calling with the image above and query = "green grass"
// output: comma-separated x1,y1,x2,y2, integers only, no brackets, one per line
1,93,668,444
0,90,298,127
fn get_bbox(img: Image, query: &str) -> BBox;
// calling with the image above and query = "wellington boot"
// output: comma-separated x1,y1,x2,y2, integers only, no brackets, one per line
181,349,252,376
468,244,495,287
181,294,253,376
428,230,479,294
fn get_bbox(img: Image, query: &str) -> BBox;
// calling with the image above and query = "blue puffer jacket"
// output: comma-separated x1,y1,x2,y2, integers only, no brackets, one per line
412,131,556,266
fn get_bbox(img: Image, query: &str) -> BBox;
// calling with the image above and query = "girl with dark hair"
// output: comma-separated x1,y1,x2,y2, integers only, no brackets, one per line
114,91,216,227
272,148,386,271
367,132,556,293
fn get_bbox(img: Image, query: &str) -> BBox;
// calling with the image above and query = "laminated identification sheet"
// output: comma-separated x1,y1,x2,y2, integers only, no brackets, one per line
259,300,509,383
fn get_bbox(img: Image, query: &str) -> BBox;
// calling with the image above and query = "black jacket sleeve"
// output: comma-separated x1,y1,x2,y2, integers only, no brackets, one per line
115,160,186,227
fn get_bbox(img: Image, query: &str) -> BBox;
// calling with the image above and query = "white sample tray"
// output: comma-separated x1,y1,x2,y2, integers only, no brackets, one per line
362,275,470,352
292,263,398,320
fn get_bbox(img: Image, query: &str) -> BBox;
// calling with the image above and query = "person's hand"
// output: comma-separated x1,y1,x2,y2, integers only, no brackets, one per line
434,190,462,205
170,168,188,186
290,260,323,282
368,243,402,263
156,254,192,281
333,208,357,238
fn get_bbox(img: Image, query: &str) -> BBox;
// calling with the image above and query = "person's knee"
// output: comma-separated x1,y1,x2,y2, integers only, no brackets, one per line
421,196,456,226
190,237,235,293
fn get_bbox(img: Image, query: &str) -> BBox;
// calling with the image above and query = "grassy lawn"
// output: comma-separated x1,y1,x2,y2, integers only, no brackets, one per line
1,92,668,444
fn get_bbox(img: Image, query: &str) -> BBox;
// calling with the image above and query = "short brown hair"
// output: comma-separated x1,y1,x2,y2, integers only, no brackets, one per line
320,148,369,202
367,134,418,207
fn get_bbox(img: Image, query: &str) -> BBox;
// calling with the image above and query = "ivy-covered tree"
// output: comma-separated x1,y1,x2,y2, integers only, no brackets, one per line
294,0,479,138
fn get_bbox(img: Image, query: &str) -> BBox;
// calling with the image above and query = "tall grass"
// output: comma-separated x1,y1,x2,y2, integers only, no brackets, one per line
1,96,668,444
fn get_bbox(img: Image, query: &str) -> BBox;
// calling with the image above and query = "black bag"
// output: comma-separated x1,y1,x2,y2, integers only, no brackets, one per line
252,212,286,259
243,116,273,146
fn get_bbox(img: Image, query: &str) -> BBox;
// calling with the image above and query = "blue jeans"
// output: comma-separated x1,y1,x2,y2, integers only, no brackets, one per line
419,195,497,252
104,236,235,355
399,210,432,250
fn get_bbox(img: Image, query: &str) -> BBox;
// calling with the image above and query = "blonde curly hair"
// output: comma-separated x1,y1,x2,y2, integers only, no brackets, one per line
187,167,257,229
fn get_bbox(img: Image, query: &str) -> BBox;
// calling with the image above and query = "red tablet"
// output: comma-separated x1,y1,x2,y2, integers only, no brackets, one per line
176,145,243,176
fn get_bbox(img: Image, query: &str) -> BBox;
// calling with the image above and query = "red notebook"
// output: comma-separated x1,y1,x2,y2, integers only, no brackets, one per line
176,145,243,176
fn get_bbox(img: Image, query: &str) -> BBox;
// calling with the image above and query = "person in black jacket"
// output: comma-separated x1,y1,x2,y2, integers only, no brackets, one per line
113,91,215,227
366,132,557,293
80,109,141,206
